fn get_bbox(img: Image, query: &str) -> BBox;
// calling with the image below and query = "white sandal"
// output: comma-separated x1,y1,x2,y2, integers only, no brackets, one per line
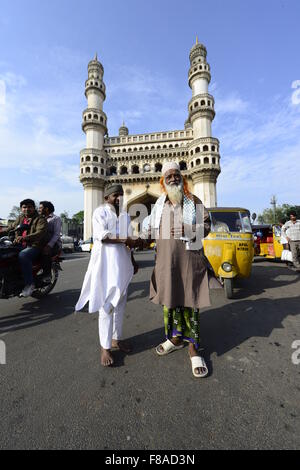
156,339,184,356
190,356,209,378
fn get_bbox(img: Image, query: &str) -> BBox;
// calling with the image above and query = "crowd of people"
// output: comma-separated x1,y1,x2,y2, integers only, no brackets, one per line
75,162,300,378
1,164,299,379
0,200,62,297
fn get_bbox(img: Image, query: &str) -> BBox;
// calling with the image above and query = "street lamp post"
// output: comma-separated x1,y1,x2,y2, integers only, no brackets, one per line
270,195,277,224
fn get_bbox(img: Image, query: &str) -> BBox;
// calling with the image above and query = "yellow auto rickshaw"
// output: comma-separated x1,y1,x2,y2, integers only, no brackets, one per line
252,224,283,260
203,207,254,299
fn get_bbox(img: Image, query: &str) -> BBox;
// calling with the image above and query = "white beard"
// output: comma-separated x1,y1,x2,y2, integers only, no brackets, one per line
164,182,183,205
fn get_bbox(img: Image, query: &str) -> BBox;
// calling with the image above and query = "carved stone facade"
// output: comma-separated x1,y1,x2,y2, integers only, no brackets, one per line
80,41,221,240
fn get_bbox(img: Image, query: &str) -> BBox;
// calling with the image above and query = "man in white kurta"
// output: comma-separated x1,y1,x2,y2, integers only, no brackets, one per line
75,184,139,366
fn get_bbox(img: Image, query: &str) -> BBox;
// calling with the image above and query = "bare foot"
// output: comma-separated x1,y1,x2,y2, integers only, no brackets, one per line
111,340,132,353
188,344,207,376
101,348,114,367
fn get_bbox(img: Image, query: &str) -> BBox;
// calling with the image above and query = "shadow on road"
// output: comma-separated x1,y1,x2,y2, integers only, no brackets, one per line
129,327,164,355
0,289,80,334
128,263,300,360
127,294,300,362
233,263,300,299
201,294,300,360
1,261,299,363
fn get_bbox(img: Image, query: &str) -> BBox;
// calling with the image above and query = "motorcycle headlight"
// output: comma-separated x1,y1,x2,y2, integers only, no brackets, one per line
222,262,232,272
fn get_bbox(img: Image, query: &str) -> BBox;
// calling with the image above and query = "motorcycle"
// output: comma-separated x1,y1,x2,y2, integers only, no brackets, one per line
0,226,63,299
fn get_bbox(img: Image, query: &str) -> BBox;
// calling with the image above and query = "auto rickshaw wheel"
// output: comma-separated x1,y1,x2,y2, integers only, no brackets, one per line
224,278,234,299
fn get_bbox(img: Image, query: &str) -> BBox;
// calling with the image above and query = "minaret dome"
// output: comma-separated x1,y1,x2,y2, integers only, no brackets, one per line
119,121,129,136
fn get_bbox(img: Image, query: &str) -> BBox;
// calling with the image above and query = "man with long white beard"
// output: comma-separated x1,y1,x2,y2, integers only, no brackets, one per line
145,162,218,378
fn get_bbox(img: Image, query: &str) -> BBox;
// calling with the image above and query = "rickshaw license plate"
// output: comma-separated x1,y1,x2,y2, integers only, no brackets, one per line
237,242,249,251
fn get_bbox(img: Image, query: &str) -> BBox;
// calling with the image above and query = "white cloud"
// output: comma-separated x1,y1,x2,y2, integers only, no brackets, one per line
106,64,189,134
0,61,85,217
215,93,249,114
0,184,84,220
0,71,27,90
217,90,300,214
0,80,6,106
291,80,300,106
218,142,300,214
0,66,84,170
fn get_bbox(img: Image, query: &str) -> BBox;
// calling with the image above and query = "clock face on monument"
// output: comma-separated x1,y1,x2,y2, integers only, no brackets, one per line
144,165,151,172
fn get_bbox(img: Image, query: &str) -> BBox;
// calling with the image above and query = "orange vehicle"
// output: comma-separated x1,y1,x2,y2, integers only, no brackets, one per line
252,224,283,259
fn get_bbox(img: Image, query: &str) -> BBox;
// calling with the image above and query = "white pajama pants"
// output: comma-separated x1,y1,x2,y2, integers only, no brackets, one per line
98,291,128,349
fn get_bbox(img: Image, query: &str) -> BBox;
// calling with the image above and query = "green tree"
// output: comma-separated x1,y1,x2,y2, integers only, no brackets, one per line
60,211,69,221
282,204,300,219
257,204,300,224
72,211,84,224
8,206,21,220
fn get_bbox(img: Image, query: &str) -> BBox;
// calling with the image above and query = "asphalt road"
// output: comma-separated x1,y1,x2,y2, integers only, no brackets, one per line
0,252,300,450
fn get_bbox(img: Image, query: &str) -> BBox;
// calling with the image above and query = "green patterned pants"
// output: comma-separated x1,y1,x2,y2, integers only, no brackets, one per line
163,306,201,349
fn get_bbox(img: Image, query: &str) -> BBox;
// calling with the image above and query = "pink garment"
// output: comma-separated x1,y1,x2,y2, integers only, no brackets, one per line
22,218,30,248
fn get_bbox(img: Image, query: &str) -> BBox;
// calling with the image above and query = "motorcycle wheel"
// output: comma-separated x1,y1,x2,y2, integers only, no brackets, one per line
224,278,234,299
31,265,59,299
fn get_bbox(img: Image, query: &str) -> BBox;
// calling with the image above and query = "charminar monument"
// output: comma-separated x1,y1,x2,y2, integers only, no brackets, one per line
79,39,221,240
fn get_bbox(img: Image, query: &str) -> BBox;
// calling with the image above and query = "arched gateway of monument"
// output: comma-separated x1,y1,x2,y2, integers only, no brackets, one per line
126,190,158,236
79,40,221,240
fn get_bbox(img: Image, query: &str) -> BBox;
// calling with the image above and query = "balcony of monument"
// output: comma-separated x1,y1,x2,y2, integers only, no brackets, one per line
80,160,107,170
79,172,107,186
82,108,107,122
188,93,215,110
189,143,220,158
107,173,161,184
80,147,107,155
188,62,210,76
107,169,189,181
107,148,190,162
188,100,215,121
191,167,221,184
188,68,211,88
85,79,106,99
189,106,216,123
189,154,220,169
80,152,107,164
82,109,107,132
80,164,107,176
104,130,193,146
189,159,221,176
188,136,219,149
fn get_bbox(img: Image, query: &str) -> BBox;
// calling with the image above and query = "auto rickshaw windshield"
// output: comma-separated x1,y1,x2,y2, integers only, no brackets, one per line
210,211,252,233
274,225,281,237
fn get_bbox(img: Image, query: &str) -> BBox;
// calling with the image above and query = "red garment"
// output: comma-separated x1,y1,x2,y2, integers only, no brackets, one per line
22,218,30,248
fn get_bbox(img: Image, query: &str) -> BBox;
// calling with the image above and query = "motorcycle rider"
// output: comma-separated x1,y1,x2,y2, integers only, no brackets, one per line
38,201,62,282
0,199,48,297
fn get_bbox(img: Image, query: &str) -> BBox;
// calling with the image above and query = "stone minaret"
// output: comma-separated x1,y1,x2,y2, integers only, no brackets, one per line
80,54,108,240
188,39,221,207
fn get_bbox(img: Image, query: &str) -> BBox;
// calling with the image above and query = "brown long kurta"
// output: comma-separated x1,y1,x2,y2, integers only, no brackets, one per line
150,196,217,310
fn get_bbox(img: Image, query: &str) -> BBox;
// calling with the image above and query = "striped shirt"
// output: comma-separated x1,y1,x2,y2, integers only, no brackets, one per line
282,220,300,241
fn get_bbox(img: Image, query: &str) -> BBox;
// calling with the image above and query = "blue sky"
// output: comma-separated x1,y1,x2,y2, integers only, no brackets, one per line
0,0,299,219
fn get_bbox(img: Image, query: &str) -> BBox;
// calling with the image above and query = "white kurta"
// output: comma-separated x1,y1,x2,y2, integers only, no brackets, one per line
75,204,134,314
